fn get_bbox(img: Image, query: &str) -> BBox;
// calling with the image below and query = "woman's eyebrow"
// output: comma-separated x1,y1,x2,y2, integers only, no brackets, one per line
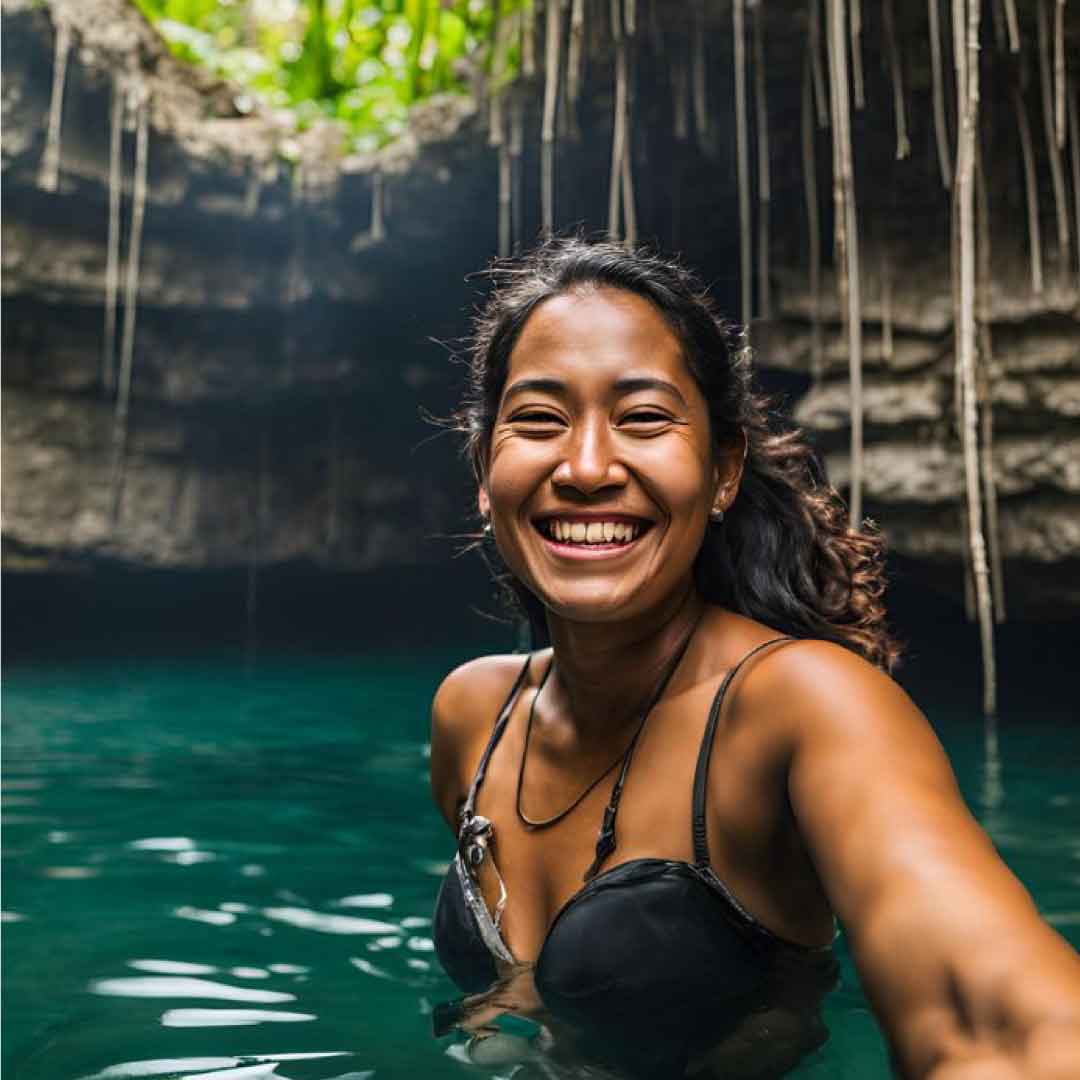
613,377,688,407
503,377,566,402
503,376,688,407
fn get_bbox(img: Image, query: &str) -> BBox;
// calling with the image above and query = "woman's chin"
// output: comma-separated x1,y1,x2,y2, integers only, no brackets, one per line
535,584,652,625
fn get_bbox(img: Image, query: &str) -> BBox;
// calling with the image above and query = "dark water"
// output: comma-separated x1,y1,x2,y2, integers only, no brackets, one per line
4,649,1079,1080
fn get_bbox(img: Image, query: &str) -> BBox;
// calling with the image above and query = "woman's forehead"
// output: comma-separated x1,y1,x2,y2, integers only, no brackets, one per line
507,287,690,386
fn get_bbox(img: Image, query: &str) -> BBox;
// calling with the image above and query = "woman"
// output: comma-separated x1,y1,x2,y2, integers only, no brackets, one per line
428,237,1080,1078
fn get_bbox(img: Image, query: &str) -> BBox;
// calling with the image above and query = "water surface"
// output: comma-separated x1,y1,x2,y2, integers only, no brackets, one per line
4,651,1078,1079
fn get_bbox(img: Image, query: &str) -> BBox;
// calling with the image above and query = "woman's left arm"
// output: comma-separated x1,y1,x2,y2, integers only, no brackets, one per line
777,640,1080,1080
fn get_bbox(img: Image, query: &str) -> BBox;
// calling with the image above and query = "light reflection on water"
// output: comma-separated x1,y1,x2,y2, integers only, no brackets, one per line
3,652,1079,1080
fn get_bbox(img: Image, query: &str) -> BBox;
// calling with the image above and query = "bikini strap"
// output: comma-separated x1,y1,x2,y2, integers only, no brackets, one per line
691,637,796,868
459,654,533,826
583,613,704,881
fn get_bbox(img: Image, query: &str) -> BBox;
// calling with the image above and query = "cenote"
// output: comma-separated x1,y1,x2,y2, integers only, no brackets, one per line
4,579,1079,1080
7,1,1080,1075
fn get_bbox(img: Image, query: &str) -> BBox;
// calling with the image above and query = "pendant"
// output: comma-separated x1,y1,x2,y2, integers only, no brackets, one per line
459,813,495,875
583,805,618,881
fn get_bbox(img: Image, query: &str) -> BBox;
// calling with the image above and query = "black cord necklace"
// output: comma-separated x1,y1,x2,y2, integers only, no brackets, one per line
515,611,703,831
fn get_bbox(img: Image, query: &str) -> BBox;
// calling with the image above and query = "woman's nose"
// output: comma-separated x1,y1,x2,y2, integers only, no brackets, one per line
551,421,626,494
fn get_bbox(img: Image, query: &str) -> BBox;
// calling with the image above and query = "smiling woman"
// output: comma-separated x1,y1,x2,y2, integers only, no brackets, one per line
428,237,1080,1079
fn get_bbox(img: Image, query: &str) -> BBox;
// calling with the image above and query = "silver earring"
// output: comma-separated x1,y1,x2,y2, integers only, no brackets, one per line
709,507,725,523
482,519,492,535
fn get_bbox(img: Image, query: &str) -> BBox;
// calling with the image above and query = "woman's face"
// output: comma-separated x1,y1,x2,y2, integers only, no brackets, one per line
480,286,734,624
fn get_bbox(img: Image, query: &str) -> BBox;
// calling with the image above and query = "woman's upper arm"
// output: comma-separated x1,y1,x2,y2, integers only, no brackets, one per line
429,654,525,833
777,641,1080,1076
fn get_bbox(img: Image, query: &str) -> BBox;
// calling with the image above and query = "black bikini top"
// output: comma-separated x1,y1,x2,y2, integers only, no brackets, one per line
432,638,838,1078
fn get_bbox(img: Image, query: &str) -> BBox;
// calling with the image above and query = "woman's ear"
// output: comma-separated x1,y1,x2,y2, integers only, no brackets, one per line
478,487,491,519
711,432,748,512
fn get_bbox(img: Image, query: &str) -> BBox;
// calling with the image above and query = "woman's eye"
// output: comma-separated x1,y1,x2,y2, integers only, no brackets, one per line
511,411,562,424
623,411,671,424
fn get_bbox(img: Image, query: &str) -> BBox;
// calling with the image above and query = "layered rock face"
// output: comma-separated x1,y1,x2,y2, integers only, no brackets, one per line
4,0,1079,619
3,0,485,578
764,255,1080,613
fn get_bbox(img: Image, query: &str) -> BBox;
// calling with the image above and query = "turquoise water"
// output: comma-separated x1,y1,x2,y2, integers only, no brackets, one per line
4,650,1079,1080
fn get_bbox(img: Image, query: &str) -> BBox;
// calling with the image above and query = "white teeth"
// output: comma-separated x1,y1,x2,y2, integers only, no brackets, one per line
544,520,645,545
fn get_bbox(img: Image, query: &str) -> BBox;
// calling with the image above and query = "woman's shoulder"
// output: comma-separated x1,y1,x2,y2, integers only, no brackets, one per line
726,628,926,754
699,610,915,737
431,650,545,735
429,650,546,828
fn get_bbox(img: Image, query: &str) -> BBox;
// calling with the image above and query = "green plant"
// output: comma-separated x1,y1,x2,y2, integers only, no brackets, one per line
131,0,531,152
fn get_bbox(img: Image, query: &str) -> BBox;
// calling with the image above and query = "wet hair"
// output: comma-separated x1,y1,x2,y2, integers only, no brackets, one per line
453,235,903,673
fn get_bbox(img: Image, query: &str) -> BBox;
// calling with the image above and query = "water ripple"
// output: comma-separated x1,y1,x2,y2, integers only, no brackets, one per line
89,976,294,1003
76,1052,349,1079
262,906,397,935
175,906,236,926
336,892,393,908
160,1008,316,1027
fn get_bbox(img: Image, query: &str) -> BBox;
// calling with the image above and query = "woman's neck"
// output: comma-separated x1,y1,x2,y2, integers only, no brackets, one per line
541,583,706,744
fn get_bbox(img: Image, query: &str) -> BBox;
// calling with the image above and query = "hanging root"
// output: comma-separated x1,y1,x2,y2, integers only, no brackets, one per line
608,0,626,241
491,2,510,255
620,108,637,245
510,89,524,252
826,0,863,526
567,0,585,107
1014,84,1045,293
929,0,953,189
109,89,149,528
753,0,771,319
498,140,512,256
541,0,562,236
734,0,752,326
802,57,824,384
752,7,771,318
809,0,829,128
954,0,995,715
1037,0,1071,279
849,0,865,109
102,74,125,395
1002,0,1020,52
38,16,72,192
488,0,508,150
1054,0,1066,148
1069,78,1080,284
692,0,708,146
620,1,638,249
975,144,1006,623
672,39,689,140
521,0,536,78
883,0,910,159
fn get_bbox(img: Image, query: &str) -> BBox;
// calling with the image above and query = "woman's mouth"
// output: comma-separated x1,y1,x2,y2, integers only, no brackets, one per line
533,516,653,556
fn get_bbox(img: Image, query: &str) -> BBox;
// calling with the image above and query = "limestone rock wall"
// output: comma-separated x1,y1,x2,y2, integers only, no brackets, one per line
3,0,485,576
4,0,1080,619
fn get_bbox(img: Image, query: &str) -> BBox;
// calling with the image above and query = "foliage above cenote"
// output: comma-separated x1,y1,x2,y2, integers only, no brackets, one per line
131,0,528,152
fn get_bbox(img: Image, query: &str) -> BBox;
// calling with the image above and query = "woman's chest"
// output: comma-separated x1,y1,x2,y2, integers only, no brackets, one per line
470,692,793,963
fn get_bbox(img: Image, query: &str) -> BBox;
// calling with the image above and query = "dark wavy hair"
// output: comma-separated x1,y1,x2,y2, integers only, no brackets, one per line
453,235,903,673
